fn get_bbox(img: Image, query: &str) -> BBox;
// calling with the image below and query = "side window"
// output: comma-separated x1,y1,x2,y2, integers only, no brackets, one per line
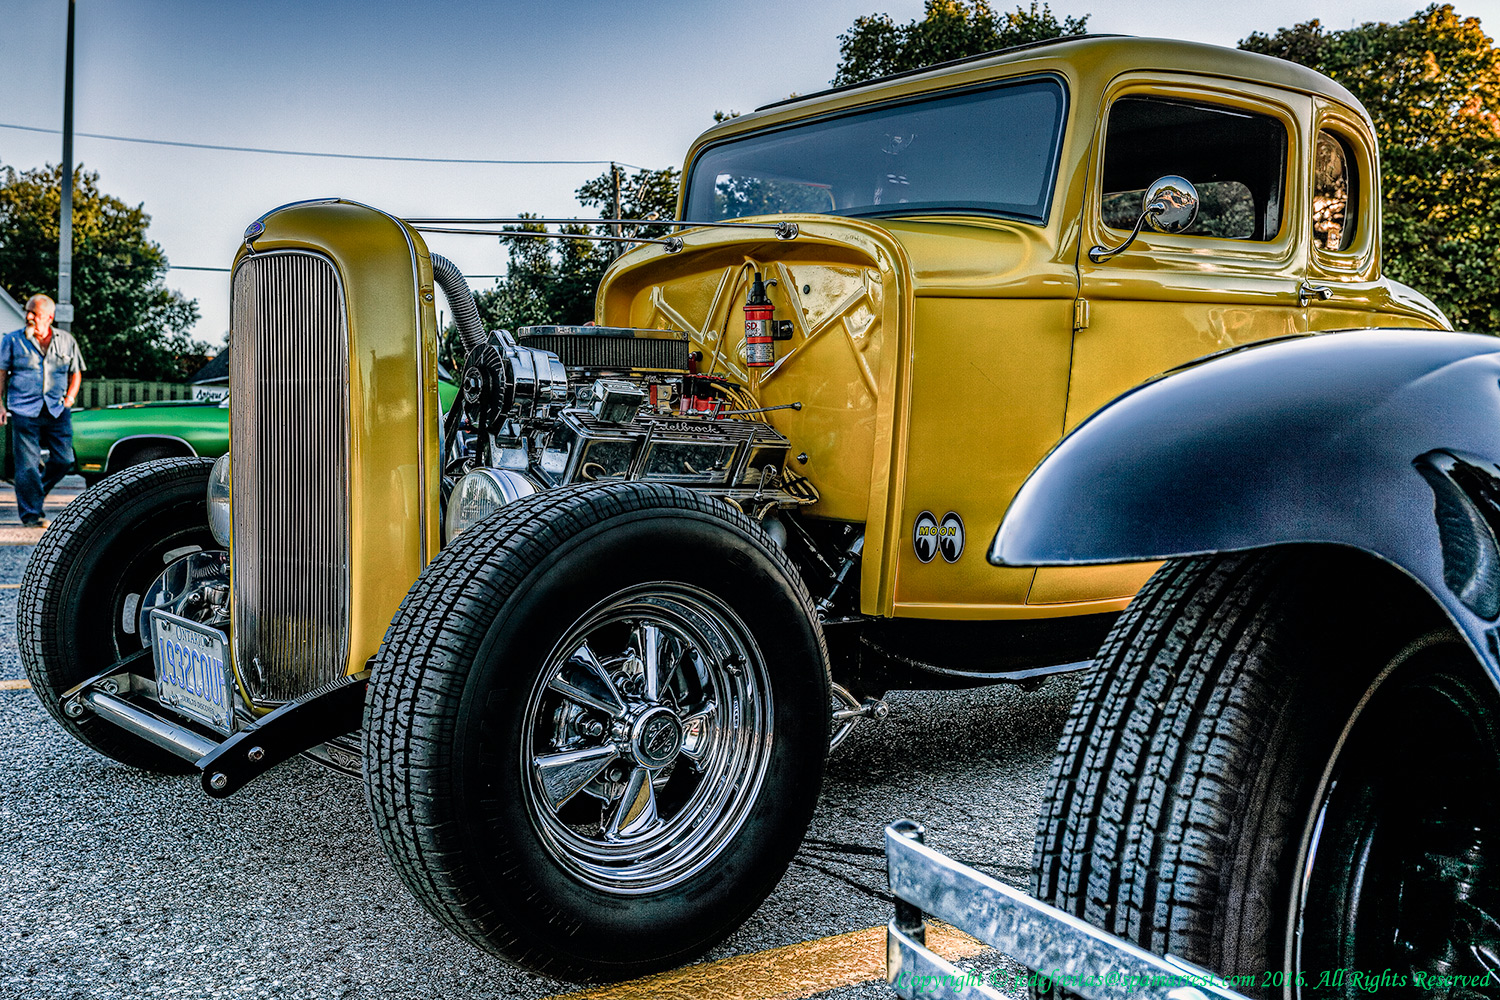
1100,97,1288,242
1313,130,1359,251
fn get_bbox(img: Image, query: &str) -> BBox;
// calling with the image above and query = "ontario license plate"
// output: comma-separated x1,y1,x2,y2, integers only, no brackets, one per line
151,610,234,736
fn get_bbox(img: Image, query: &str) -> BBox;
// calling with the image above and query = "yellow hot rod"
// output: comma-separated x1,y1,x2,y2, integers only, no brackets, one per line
20,35,1446,983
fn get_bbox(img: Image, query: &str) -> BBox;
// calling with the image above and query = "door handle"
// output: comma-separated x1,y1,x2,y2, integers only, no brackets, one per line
1299,281,1333,307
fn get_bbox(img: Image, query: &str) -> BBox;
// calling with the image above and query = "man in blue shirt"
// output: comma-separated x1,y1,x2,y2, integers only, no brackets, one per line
0,294,86,528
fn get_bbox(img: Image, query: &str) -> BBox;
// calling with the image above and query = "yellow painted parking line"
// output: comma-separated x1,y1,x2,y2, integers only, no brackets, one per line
548,921,985,1000
0,679,30,691
0,583,20,588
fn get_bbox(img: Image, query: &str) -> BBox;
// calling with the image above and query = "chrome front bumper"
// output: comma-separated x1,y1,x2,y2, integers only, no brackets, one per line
883,821,1251,1000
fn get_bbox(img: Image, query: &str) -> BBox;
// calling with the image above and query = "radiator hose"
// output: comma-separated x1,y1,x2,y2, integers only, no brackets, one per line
430,254,487,357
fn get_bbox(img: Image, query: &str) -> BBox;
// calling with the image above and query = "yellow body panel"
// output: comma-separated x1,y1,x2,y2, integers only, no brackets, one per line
886,235,1073,617
627,36,1451,619
231,201,441,683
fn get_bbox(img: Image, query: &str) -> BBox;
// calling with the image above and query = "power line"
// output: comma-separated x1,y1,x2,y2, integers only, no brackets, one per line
0,122,649,169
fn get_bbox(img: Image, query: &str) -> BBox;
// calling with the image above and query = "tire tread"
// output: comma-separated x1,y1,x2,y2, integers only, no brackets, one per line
1033,552,1305,977
364,481,828,981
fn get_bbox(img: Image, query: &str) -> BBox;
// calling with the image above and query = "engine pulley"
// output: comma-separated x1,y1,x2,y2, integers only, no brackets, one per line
460,342,512,433
461,330,570,434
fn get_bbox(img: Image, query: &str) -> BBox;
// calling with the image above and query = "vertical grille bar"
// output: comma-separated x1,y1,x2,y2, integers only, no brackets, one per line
230,251,350,703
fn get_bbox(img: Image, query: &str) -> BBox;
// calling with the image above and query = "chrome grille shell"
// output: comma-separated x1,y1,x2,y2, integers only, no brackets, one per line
229,250,351,704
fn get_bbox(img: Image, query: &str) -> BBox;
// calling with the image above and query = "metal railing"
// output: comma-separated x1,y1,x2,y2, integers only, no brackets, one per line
884,821,1251,1000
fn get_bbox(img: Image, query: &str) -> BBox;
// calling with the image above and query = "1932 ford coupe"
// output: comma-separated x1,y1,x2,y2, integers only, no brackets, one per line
19,36,1455,982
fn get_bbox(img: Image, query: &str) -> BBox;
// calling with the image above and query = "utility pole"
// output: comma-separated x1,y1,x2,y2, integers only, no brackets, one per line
610,163,622,258
56,0,76,331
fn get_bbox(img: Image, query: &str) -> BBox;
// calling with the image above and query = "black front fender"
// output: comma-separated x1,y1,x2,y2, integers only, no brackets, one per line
989,328,1500,691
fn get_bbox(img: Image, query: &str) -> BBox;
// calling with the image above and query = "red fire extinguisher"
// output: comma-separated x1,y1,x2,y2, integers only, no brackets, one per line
744,272,774,368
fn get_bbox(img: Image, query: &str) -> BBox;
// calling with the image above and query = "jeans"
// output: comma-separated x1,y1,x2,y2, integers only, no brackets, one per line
11,408,73,523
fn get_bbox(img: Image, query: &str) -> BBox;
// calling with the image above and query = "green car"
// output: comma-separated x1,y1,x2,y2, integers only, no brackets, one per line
70,398,232,486
38,380,459,486
0,399,230,487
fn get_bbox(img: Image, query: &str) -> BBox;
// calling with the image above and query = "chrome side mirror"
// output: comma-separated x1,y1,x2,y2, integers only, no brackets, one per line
1088,175,1200,263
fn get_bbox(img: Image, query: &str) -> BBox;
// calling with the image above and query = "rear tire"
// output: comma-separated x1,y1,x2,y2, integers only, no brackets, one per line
1035,551,1500,997
109,442,182,476
364,481,830,982
19,458,219,773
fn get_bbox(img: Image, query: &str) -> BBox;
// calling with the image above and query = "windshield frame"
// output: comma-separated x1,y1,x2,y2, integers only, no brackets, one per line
683,72,1071,228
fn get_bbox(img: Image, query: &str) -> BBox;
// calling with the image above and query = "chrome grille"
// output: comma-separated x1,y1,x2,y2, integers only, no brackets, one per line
230,251,350,703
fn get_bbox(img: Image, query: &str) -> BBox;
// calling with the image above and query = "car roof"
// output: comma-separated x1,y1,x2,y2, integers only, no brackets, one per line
691,35,1365,152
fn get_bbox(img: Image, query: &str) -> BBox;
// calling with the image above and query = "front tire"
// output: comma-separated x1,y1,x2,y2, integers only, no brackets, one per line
365,482,830,982
1036,551,1500,997
19,458,220,772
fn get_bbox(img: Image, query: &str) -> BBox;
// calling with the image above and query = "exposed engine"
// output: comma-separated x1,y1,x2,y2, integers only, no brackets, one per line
442,323,816,541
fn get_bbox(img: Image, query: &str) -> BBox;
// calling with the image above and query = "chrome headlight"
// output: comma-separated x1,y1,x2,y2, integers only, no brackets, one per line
445,469,538,542
207,454,231,547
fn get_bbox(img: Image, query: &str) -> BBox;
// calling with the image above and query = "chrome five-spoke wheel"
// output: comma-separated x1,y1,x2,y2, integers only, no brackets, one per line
524,586,772,892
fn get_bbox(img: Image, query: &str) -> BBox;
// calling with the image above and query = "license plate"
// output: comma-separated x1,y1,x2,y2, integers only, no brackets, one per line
151,610,234,736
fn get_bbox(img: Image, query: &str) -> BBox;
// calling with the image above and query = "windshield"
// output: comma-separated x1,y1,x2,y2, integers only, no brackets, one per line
684,77,1067,225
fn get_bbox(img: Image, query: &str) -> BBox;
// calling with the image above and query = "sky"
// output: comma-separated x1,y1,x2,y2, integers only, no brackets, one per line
5,0,1499,349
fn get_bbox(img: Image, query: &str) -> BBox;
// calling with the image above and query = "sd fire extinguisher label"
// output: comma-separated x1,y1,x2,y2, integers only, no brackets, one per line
913,510,965,563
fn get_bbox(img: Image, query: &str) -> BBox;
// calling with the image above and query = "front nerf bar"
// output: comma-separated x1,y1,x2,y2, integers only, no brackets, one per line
59,660,369,798
883,821,1252,1000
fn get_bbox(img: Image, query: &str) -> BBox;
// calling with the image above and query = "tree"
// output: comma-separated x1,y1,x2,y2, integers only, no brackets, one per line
1241,5,1500,331
0,162,208,380
450,165,680,360
832,1,1089,87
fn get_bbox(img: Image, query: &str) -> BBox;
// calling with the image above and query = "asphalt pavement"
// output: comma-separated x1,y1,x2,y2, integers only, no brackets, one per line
0,475,85,542
0,479,1082,1000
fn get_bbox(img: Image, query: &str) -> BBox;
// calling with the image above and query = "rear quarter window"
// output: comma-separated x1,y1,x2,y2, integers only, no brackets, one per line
1313,129,1359,252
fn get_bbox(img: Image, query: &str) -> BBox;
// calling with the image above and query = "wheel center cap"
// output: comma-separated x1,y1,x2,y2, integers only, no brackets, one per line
631,708,683,768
